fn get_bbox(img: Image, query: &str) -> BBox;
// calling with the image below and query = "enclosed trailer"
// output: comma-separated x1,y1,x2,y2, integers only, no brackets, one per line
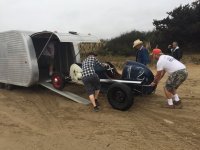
0,30,98,88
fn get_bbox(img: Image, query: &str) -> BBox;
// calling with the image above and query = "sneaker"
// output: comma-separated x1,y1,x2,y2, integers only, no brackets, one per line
161,103,175,109
95,99,100,106
93,106,100,112
174,100,183,109
173,100,181,105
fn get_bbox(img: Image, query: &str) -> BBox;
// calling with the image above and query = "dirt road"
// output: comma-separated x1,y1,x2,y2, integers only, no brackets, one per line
0,64,200,150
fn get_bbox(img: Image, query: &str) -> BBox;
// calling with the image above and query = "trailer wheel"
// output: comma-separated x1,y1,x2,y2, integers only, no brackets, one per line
51,73,65,90
107,83,134,111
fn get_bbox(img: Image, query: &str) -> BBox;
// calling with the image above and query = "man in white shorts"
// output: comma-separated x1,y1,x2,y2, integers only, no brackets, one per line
151,49,188,109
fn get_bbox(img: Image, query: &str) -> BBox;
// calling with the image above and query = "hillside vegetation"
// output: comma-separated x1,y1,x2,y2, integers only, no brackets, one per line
99,0,200,56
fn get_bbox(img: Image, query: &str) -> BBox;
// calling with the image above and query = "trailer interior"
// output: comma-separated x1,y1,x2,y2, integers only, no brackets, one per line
31,32,75,81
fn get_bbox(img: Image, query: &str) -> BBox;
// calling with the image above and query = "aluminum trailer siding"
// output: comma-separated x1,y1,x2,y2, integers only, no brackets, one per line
0,30,39,87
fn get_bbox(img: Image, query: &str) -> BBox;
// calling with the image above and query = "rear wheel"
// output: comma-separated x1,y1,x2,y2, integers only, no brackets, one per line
51,73,65,90
107,83,134,111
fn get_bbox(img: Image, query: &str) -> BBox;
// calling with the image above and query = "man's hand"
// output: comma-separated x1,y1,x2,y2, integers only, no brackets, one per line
150,82,157,87
151,70,164,87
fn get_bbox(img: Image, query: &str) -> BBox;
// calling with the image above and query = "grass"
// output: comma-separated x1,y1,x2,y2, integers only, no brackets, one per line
80,53,200,71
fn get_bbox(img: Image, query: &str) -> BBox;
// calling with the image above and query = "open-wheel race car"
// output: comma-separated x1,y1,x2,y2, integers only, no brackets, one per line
51,60,156,111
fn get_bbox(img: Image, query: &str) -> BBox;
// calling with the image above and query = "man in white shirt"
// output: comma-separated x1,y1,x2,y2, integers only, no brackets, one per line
150,49,188,109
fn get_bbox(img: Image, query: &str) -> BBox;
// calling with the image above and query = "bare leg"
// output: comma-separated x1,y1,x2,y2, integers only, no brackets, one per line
165,88,179,100
164,87,174,99
163,87,174,106
171,89,176,95
164,87,182,108
89,94,96,107
172,89,180,102
94,90,100,100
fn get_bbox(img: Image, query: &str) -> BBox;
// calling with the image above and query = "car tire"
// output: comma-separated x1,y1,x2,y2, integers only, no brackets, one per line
107,83,134,111
51,72,65,90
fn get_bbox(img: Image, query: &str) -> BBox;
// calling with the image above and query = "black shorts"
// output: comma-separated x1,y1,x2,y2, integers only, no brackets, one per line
82,74,101,95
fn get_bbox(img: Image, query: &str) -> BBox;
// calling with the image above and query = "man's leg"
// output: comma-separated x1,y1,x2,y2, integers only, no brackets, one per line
164,72,177,107
94,90,100,106
164,87,174,99
94,90,100,100
89,94,96,107
166,89,179,100
89,94,100,112
164,87,174,106
171,89,180,102
164,87,182,108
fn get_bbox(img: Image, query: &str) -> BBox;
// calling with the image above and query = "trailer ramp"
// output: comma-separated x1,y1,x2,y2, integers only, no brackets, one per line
39,82,90,105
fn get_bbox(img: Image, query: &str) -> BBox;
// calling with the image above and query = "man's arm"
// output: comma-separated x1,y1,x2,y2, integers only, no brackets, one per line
160,70,166,78
151,70,165,86
94,57,107,67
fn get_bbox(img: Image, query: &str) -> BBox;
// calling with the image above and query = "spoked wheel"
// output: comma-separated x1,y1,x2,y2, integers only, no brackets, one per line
51,73,65,90
107,83,134,111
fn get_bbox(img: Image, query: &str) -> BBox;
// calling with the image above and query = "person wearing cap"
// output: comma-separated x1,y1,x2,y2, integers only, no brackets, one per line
133,39,150,66
82,52,107,112
150,49,188,109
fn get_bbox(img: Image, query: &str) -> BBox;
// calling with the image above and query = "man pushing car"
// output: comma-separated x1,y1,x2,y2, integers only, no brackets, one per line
151,49,188,109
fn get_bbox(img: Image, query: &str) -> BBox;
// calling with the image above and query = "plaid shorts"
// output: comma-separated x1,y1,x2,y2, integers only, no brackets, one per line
165,69,188,92
82,74,101,95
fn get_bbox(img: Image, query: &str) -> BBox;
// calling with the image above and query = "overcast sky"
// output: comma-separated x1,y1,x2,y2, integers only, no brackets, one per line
0,0,194,39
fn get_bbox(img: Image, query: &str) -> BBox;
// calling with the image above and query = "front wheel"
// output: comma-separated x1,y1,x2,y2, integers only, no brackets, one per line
51,73,65,90
107,83,134,111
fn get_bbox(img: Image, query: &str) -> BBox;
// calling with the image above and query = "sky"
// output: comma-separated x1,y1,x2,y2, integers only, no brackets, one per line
0,0,195,39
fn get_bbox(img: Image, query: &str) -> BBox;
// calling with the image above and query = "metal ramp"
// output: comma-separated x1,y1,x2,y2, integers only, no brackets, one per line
39,82,90,105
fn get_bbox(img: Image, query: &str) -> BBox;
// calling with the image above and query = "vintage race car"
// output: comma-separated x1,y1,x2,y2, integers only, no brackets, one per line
51,61,156,111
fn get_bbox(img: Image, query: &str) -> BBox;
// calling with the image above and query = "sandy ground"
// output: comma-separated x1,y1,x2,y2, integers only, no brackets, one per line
0,63,200,150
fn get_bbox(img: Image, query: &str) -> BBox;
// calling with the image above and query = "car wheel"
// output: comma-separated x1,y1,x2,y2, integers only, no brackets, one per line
51,73,65,90
107,83,134,111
